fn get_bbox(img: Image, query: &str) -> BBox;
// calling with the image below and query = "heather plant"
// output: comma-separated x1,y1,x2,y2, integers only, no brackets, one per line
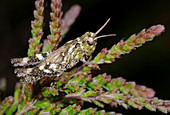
0,0,170,114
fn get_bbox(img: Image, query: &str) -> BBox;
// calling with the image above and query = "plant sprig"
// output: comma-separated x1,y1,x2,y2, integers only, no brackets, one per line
1,0,169,114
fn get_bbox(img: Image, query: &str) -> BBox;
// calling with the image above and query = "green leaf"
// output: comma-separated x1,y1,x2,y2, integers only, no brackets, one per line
82,91,96,98
34,99,49,109
42,88,51,97
5,102,19,115
93,100,104,108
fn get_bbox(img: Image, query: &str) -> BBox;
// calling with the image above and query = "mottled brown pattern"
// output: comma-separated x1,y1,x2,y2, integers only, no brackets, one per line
11,19,114,83
11,52,51,66
12,30,108,83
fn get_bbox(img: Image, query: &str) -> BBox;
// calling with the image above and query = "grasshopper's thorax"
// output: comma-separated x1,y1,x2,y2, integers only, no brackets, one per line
80,32,97,56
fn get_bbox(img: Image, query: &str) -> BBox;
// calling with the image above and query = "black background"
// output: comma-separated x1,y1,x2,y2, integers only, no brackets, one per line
0,0,170,114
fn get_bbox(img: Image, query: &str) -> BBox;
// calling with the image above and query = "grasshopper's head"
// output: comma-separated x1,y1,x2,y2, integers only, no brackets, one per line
80,32,97,56
80,18,116,56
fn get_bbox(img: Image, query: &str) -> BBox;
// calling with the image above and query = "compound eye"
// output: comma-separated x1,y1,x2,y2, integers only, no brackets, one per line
87,37,93,45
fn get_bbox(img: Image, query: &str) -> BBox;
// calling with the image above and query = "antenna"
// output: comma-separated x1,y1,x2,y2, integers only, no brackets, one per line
95,18,111,35
95,34,116,39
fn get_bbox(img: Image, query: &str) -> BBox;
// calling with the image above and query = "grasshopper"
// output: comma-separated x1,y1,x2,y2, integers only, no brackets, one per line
11,18,115,83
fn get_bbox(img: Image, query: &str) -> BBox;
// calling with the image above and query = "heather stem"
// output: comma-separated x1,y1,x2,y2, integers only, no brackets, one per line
42,0,63,52
92,24,165,65
61,5,81,36
27,0,44,56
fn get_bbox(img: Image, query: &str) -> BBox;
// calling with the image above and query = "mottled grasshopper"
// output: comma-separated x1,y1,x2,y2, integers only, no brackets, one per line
11,19,115,83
